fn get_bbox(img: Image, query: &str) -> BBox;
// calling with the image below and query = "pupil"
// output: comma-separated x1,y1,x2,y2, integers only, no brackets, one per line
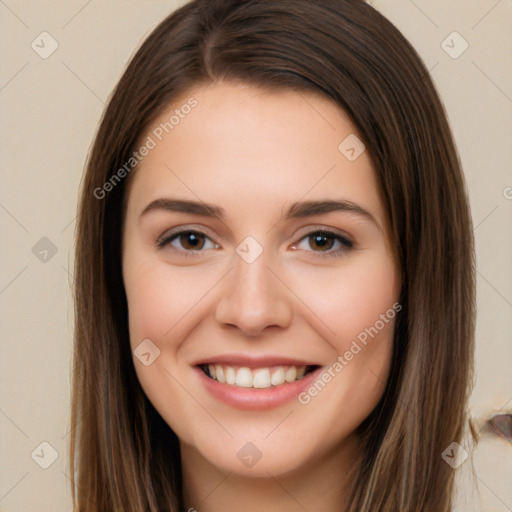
182,233,204,250
311,234,332,251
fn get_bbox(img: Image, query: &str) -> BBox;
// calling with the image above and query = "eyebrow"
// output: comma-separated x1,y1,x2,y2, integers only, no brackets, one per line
140,198,380,229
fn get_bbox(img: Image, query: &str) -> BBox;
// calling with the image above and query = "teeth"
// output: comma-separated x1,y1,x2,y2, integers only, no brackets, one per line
271,366,285,386
203,364,311,388
225,366,236,385
285,366,297,383
235,368,253,387
215,364,225,383
253,368,271,388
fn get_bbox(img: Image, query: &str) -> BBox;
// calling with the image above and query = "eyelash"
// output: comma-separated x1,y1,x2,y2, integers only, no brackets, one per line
156,228,354,259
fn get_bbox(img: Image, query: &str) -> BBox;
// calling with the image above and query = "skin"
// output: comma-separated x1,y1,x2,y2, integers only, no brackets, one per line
122,82,401,511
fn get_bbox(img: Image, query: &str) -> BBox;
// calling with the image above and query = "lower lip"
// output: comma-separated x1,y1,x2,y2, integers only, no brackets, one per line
195,366,323,410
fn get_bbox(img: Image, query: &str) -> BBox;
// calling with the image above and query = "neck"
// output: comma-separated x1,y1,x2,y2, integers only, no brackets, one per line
181,433,361,512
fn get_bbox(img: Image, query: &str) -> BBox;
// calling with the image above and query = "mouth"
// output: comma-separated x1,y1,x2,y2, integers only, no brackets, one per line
198,363,321,389
194,354,324,410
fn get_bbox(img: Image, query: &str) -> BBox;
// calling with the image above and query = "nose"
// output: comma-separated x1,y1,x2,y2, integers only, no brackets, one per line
215,250,293,337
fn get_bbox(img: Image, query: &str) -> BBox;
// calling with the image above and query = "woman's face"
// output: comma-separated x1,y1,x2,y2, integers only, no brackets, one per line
122,82,401,478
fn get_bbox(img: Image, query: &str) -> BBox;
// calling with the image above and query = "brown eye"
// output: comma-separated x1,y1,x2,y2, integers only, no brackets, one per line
178,232,206,250
308,233,336,251
157,229,217,254
292,230,353,257
487,413,512,441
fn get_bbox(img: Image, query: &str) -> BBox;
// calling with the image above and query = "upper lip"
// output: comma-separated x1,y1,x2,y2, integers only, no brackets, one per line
194,354,321,369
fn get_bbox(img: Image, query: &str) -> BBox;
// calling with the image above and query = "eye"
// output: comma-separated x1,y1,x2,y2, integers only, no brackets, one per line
157,229,218,255
292,230,353,257
156,228,353,258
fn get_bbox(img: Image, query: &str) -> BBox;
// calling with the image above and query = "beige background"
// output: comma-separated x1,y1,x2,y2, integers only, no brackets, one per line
0,1,511,511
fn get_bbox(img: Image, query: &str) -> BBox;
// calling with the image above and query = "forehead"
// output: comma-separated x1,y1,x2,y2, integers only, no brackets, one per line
125,82,384,226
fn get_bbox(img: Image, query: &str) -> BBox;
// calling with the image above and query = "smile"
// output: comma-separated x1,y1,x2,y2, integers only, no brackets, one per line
194,357,324,410
199,364,320,389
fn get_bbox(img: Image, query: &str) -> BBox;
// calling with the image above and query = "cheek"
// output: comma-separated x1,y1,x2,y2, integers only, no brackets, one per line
124,259,209,348
290,252,399,350
290,252,399,414
123,259,209,444
125,247,400,362
338,263,398,356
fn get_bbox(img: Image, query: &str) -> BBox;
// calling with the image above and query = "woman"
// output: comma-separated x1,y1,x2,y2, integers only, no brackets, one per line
70,0,476,510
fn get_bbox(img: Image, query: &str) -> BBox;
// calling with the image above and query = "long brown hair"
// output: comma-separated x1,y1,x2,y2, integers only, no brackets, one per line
70,0,476,510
